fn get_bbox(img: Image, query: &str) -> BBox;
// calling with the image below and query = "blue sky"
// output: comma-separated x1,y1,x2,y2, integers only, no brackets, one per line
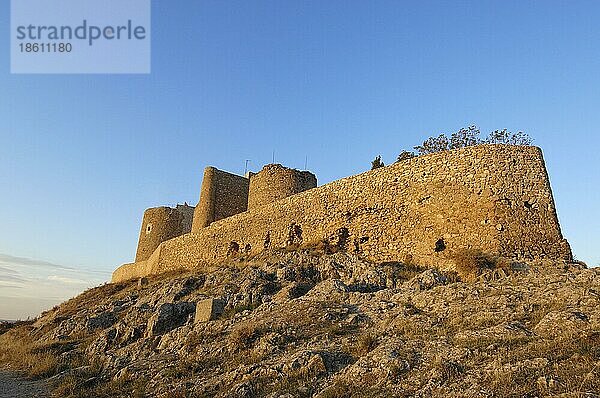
1,1,599,319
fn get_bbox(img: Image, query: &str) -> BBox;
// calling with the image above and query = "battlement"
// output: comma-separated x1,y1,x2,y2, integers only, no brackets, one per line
114,144,572,283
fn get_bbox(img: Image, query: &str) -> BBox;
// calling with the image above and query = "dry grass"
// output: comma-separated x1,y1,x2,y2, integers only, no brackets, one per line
52,370,147,398
432,357,465,383
452,249,509,282
49,281,135,319
0,325,111,397
299,239,333,254
229,324,261,350
355,333,378,356
0,320,34,336
458,332,600,395
319,380,396,398
387,315,446,339
0,327,62,378
379,261,430,284
325,322,359,337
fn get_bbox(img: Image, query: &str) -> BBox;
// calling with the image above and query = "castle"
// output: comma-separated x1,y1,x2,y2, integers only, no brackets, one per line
112,144,572,283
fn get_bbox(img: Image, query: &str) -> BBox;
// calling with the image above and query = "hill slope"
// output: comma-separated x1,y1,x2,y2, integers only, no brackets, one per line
1,250,599,397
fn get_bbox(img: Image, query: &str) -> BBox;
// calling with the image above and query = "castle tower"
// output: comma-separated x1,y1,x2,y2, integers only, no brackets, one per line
247,164,317,210
135,204,195,262
191,167,250,232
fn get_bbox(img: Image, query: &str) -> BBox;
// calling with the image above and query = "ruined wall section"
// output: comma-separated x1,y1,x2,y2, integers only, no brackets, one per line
490,148,571,259
134,204,195,262
248,164,317,210
115,145,571,282
191,167,249,232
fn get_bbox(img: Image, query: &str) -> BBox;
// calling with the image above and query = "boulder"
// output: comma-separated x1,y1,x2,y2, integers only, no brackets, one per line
138,277,149,288
195,298,225,323
146,302,195,337
86,312,117,332
405,269,447,292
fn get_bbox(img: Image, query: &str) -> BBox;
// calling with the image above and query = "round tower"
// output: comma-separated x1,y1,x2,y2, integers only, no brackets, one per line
135,205,194,262
191,167,250,232
248,164,317,210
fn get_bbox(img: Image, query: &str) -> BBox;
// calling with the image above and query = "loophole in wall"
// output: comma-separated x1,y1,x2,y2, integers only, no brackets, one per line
434,238,446,252
227,241,240,256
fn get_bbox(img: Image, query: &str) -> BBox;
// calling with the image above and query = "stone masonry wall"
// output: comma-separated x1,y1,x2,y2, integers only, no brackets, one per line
134,204,195,262
115,145,571,282
191,167,249,232
248,164,317,210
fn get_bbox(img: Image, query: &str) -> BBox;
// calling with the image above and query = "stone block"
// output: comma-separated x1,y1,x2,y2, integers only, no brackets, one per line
195,298,225,323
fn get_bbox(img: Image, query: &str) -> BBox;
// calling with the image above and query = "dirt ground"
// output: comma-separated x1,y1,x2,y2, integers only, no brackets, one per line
0,371,48,398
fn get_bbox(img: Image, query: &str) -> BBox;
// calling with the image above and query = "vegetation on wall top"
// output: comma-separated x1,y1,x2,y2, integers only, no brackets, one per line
395,126,533,163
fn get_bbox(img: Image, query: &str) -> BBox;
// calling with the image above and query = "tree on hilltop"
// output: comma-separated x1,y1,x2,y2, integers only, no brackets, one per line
396,150,416,162
371,155,384,170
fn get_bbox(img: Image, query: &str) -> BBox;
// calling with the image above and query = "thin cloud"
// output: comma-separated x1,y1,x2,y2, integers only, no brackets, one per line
0,274,28,284
0,253,106,319
0,254,75,271
47,275,92,285
0,282,23,288
0,266,19,275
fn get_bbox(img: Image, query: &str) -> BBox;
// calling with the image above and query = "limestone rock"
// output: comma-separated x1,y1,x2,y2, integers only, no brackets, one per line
86,312,117,332
405,269,448,292
12,250,600,397
194,298,225,323
145,302,195,337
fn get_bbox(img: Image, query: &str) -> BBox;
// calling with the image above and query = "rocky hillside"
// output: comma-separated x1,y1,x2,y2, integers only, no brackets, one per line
1,249,599,397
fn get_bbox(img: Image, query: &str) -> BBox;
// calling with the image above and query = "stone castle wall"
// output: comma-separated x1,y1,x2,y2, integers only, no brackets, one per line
248,164,317,210
114,145,571,282
191,167,249,232
134,204,195,262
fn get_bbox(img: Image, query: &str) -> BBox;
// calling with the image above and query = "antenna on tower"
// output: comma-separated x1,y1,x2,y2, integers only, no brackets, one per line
304,155,308,170
272,150,275,164
244,159,251,175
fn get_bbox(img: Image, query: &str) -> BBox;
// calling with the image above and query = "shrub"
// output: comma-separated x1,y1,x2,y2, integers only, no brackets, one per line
414,134,449,155
355,333,378,356
396,150,416,162
399,125,532,158
370,155,384,170
229,324,259,350
486,129,532,145
450,125,482,149
452,249,502,282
